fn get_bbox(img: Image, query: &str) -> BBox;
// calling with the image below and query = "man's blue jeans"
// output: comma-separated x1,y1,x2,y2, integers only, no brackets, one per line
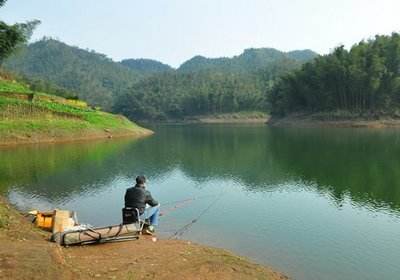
141,204,160,226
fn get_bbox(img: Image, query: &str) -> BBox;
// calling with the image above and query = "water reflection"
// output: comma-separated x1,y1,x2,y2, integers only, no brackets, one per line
1,125,400,280
1,125,400,213
0,139,135,202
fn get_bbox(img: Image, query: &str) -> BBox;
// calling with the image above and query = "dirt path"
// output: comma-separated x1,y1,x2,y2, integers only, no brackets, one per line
0,198,288,280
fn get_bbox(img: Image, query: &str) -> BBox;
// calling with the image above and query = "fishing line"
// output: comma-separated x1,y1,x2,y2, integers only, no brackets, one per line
168,189,226,240
160,194,221,217
162,194,219,206
160,199,194,217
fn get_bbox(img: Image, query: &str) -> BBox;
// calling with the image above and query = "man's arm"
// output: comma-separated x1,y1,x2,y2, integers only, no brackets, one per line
124,189,129,207
145,190,159,207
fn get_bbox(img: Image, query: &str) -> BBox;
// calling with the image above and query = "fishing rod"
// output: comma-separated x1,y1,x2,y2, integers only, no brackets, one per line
160,199,195,217
168,189,226,239
160,194,221,217
162,194,219,206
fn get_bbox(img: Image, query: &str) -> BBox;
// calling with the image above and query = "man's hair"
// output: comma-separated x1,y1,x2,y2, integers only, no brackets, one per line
136,175,146,185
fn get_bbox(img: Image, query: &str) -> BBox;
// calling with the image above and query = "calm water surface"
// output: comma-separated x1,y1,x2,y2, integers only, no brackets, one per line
1,124,400,280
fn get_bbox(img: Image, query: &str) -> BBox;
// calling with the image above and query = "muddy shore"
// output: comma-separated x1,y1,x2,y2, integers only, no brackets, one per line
0,128,153,147
0,197,288,280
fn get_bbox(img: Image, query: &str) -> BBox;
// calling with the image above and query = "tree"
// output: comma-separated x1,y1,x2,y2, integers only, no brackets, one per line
268,33,400,117
0,0,40,65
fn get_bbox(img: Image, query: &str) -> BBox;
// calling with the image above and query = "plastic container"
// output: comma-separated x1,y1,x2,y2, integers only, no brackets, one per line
35,212,54,231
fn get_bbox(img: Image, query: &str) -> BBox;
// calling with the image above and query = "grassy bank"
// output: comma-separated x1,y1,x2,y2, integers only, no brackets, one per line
0,197,287,279
151,111,269,124
0,79,152,145
193,111,269,123
268,112,400,128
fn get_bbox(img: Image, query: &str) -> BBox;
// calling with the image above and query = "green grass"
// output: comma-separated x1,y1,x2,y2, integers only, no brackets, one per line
0,79,149,140
0,79,32,94
204,111,268,119
0,119,88,132
0,201,10,229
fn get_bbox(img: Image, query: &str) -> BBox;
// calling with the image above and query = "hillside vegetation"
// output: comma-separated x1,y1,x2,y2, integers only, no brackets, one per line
121,58,174,74
0,196,285,280
115,49,316,120
4,38,317,120
0,77,151,145
4,38,145,111
178,48,317,73
269,33,400,119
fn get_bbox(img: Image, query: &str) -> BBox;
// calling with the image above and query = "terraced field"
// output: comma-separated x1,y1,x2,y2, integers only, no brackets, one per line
0,79,152,145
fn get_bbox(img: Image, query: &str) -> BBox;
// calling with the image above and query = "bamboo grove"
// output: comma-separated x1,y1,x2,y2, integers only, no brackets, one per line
269,33,400,117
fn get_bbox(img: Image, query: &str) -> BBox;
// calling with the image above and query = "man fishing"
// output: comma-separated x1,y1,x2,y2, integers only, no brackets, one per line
124,175,160,234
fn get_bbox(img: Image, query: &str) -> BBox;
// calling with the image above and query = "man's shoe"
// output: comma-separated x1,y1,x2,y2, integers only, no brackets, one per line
144,225,155,235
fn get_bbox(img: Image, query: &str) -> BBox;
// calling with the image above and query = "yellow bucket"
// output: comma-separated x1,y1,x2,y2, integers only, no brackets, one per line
35,212,53,231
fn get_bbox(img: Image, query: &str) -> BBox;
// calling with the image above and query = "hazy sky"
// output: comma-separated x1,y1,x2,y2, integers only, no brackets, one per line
2,0,400,67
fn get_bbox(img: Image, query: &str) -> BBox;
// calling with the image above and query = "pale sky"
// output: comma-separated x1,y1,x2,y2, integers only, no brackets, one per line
2,0,400,67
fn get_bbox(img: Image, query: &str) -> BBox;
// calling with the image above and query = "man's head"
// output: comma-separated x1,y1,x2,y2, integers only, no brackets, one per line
136,175,146,186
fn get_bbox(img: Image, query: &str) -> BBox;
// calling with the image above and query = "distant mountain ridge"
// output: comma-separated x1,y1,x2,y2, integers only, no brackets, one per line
4,38,144,110
120,58,174,74
178,48,318,73
4,38,318,112
286,49,319,62
115,48,318,120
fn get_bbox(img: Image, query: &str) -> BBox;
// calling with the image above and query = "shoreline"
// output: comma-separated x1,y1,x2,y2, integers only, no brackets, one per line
0,127,154,147
0,81,154,147
267,114,400,128
191,117,268,124
138,112,270,125
0,196,288,279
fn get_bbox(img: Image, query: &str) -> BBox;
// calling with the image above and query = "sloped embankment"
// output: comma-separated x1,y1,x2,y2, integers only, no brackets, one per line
0,79,152,145
0,197,288,280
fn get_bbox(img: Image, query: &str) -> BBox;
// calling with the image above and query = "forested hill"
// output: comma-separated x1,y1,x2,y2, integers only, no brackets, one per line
4,38,144,111
4,38,318,120
269,33,400,118
121,58,174,74
114,57,310,120
286,50,319,62
178,48,318,73
114,48,317,120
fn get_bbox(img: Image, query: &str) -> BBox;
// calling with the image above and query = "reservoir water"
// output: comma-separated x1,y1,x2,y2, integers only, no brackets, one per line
1,124,400,280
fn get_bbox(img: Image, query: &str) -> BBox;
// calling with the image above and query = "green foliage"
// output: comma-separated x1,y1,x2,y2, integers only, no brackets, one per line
19,75,78,99
286,50,319,62
178,48,317,74
0,0,39,65
114,54,308,120
0,22,26,64
0,203,9,229
201,111,267,120
121,58,173,74
113,71,265,120
0,79,31,93
0,79,141,137
0,73,78,100
269,33,400,117
4,38,145,110
4,39,316,119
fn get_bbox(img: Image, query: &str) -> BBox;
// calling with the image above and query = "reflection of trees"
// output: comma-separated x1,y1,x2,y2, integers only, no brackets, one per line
0,139,137,200
147,125,288,186
1,125,400,212
264,128,400,210
140,125,400,211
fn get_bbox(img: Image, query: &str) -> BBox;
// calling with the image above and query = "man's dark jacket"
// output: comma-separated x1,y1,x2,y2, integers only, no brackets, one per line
124,184,158,214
